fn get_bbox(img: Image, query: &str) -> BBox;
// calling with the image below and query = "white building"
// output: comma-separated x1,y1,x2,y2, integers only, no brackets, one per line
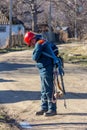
0,11,25,49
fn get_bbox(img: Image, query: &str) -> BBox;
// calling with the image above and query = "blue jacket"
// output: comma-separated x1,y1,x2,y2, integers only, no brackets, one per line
32,40,58,72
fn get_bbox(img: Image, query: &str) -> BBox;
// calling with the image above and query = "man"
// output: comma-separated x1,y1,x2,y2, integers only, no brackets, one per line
24,31,59,116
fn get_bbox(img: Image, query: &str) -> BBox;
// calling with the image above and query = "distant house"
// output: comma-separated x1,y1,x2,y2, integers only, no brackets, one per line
0,11,25,49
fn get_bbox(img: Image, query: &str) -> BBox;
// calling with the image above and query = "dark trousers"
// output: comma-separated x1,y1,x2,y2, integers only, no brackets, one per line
39,65,57,112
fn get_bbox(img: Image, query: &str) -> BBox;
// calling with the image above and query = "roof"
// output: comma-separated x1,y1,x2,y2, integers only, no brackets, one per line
0,11,9,24
12,17,24,25
0,11,24,25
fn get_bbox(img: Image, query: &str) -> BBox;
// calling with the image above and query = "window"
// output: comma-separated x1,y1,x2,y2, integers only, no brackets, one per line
0,26,6,32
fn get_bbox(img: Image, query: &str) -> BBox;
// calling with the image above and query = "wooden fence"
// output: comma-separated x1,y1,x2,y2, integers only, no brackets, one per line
11,34,25,47
5,34,25,48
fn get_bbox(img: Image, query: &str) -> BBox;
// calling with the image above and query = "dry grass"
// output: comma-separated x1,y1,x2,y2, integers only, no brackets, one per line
59,43,87,66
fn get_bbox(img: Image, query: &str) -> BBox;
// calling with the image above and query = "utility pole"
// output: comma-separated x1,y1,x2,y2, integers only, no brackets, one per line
31,0,37,32
48,0,52,42
74,0,77,39
9,0,12,47
49,0,52,33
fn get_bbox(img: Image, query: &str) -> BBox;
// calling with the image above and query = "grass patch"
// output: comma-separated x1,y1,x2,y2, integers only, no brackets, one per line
59,44,87,66
0,43,87,66
0,45,33,54
0,107,19,130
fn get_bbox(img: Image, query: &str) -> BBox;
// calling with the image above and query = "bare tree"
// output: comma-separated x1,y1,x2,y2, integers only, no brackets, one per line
0,0,87,37
0,0,44,32
51,0,87,38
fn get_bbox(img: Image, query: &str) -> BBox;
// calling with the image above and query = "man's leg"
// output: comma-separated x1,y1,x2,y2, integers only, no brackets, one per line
44,74,57,116
36,76,48,115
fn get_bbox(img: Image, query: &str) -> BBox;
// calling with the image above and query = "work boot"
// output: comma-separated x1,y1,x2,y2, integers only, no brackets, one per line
35,110,48,116
44,110,57,116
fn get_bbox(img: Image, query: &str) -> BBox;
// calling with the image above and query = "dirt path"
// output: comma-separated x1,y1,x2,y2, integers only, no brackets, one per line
0,50,87,130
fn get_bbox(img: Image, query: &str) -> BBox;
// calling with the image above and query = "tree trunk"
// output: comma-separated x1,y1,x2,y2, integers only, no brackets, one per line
31,0,37,32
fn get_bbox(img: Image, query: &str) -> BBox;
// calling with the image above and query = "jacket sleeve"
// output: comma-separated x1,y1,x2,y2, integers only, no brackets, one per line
51,43,59,56
32,43,43,62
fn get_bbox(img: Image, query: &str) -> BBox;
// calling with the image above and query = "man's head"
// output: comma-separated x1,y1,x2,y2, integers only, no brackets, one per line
24,31,36,46
24,31,42,46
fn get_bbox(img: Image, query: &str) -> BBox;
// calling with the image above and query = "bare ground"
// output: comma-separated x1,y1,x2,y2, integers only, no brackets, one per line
0,49,87,130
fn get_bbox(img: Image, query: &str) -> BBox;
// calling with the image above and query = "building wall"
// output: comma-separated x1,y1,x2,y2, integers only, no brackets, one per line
0,24,25,49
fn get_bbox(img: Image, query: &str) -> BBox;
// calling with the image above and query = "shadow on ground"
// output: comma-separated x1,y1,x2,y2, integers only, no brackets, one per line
0,62,35,72
0,91,87,104
0,78,15,82
31,122,87,126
